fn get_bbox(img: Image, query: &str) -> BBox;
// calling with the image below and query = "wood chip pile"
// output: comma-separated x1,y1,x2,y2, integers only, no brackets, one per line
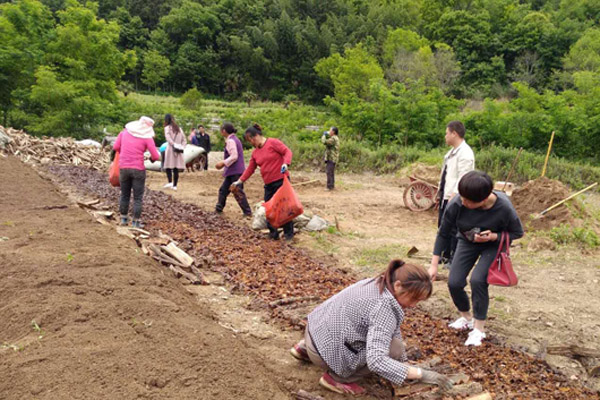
47,164,600,400
0,126,110,170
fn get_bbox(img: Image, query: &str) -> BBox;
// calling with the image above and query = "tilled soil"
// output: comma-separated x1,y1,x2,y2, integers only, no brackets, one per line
0,156,289,400
45,163,599,399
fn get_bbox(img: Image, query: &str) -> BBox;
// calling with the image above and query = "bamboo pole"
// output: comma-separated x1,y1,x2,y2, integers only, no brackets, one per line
502,147,523,191
541,131,555,177
536,182,598,217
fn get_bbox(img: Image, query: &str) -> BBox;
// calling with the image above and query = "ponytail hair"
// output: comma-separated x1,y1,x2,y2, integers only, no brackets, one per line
376,259,432,301
245,123,263,138
221,122,237,134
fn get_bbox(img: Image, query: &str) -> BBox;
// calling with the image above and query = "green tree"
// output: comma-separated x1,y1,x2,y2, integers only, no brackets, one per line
142,50,170,91
26,1,135,137
315,44,383,101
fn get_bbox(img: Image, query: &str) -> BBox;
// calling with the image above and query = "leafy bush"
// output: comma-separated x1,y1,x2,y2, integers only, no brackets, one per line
180,88,203,110
547,224,600,248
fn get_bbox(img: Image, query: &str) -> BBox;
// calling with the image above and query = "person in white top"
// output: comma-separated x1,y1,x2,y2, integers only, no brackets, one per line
437,121,475,264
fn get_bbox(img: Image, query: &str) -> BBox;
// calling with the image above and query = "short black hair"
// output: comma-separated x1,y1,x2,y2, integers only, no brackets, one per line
331,126,339,135
446,121,465,138
458,171,493,202
198,124,204,128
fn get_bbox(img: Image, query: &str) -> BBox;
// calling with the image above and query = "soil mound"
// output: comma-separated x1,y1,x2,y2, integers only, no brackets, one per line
511,177,574,230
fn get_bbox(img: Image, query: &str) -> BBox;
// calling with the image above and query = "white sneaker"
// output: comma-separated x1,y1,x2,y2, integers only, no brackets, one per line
448,317,474,330
172,186,177,191
465,328,486,346
163,183,173,188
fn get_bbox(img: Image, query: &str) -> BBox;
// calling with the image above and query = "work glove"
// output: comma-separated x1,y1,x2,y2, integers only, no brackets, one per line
420,369,453,392
280,164,288,173
232,180,242,187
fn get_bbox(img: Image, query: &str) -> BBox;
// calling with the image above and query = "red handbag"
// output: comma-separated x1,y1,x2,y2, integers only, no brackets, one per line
487,232,518,287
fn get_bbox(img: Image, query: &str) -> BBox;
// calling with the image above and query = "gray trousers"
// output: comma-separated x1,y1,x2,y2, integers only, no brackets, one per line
448,239,497,320
303,325,405,383
119,168,146,220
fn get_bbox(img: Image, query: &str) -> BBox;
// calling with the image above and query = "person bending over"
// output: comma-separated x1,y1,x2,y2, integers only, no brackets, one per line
429,171,523,346
290,260,453,395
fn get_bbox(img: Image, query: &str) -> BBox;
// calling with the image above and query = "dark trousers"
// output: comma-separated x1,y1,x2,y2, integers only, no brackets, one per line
326,161,336,189
166,168,179,186
204,152,209,170
216,173,252,215
264,179,294,240
119,168,146,220
438,199,458,263
448,240,497,320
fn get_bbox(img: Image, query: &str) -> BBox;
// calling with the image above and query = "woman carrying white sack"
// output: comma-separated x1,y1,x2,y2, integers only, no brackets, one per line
162,113,186,191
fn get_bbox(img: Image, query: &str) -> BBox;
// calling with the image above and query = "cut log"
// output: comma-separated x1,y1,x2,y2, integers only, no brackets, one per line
95,216,111,226
76,199,100,209
295,390,325,400
92,211,114,218
169,265,205,284
546,345,600,359
162,242,194,269
116,226,136,239
292,179,319,187
466,392,493,400
35,205,69,210
268,296,320,308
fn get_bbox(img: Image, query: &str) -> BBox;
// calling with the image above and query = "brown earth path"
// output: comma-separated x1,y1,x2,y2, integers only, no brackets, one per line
0,155,290,400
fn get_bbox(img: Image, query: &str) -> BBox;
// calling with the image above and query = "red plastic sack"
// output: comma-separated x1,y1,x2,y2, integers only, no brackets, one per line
109,151,120,187
264,177,304,228
487,232,518,287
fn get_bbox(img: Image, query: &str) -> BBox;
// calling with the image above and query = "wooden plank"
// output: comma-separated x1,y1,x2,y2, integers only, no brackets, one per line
162,242,194,268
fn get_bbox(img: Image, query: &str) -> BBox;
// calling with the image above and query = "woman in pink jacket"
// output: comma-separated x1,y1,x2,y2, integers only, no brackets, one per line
162,114,186,191
113,116,160,228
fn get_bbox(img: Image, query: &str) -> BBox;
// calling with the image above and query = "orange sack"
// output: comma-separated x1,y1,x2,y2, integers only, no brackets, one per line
264,177,304,228
109,151,120,187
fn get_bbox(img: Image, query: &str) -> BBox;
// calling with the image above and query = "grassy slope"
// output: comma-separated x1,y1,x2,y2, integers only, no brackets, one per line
114,93,600,190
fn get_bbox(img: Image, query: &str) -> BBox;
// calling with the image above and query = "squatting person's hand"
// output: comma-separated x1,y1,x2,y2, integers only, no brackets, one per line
420,369,454,392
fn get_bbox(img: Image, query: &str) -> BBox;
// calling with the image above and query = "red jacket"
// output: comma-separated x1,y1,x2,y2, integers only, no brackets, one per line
240,138,292,184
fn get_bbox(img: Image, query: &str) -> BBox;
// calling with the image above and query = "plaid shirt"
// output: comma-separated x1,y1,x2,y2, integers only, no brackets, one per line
307,278,409,385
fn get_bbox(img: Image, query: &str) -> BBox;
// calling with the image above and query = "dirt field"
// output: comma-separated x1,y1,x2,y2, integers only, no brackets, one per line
145,155,600,392
0,156,292,400
2,151,600,399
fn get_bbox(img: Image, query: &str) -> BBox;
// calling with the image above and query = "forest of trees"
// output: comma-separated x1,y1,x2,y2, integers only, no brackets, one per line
2,0,600,160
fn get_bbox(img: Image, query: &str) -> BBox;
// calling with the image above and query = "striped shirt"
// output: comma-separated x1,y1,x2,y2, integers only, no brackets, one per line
307,278,409,385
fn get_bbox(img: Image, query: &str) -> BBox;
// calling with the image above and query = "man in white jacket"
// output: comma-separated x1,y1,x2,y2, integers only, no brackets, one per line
437,121,475,264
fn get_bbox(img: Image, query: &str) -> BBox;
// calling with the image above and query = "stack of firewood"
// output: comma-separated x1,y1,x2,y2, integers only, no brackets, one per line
0,126,110,170
76,197,208,285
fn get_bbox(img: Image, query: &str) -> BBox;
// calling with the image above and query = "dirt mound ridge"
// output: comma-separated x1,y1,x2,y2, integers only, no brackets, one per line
512,177,575,230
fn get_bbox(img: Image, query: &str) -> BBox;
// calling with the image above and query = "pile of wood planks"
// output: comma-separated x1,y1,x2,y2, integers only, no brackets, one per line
76,198,208,285
0,126,110,170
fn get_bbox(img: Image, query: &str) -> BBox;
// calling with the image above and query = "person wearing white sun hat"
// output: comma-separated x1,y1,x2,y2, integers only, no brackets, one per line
113,116,161,228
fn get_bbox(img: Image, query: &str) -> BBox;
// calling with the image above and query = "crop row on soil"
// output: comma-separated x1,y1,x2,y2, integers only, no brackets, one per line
46,165,599,399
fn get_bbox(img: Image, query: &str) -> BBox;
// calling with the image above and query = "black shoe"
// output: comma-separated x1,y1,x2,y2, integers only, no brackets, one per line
284,235,294,242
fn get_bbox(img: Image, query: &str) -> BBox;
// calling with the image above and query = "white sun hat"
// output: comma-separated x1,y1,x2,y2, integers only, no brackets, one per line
125,116,155,139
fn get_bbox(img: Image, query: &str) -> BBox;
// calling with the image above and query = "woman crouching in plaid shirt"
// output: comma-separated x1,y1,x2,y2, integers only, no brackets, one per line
290,260,453,395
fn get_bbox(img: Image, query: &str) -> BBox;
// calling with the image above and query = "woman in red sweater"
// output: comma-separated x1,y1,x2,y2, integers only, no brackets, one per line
234,124,294,241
